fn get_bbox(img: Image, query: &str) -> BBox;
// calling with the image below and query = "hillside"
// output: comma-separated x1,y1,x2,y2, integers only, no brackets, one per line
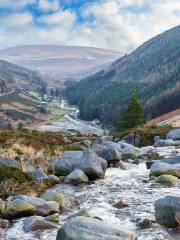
0,59,46,94
0,45,121,83
0,89,47,129
65,25,180,127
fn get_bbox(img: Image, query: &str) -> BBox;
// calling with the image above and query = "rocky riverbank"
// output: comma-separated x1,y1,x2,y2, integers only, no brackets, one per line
0,128,180,239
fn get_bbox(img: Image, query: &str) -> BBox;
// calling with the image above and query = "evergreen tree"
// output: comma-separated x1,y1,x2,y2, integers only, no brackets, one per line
119,89,146,130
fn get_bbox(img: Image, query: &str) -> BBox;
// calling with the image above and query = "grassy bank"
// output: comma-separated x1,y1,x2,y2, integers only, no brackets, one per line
48,99,70,121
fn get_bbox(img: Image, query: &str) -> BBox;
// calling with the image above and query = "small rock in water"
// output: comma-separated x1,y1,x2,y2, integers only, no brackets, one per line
113,200,129,209
23,216,57,232
155,174,178,185
0,219,9,229
45,213,60,223
65,169,89,184
137,218,154,229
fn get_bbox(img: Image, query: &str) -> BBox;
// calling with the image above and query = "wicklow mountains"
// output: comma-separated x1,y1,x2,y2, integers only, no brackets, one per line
65,25,180,127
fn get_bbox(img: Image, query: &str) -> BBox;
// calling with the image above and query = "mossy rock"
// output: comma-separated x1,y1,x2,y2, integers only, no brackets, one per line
155,174,178,185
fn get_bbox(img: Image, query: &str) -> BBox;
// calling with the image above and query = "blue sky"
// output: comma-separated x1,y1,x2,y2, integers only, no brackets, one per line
0,0,179,51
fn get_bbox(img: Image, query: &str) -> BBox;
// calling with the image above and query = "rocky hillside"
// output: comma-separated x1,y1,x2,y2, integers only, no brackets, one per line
65,25,180,127
0,45,121,83
0,60,46,94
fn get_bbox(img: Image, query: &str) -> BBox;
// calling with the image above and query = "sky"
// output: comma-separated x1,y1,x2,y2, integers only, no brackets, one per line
0,0,179,52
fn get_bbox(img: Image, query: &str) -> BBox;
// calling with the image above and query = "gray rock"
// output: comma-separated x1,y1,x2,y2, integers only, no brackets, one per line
65,169,88,184
46,174,60,184
10,195,59,216
0,158,21,169
167,129,180,140
41,190,68,210
150,162,180,177
154,139,175,147
146,156,180,169
121,133,140,146
95,147,122,165
52,150,107,180
155,195,180,228
3,199,36,218
56,216,137,240
118,141,140,159
98,136,113,144
27,167,47,181
76,150,107,180
23,216,57,232
45,213,60,223
153,136,160,142
52,151,83,176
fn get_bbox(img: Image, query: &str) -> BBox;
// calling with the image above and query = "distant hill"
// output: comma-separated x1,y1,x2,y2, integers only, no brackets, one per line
65,25,180,127
0,60,46,94
0,45,121,83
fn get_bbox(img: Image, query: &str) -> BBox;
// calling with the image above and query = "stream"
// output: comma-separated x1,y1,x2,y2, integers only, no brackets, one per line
1,101,180,240
1,146,180,240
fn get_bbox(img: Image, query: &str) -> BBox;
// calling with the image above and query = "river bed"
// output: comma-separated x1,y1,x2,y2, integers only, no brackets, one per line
38,100,104,136
2,146,180,240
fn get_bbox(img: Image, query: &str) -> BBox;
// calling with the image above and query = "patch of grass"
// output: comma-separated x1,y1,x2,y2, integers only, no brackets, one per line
48,99,70,121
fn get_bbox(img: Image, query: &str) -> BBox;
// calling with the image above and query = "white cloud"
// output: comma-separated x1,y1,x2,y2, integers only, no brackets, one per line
0,0,179,52
38,0,60,13
0,0,36,9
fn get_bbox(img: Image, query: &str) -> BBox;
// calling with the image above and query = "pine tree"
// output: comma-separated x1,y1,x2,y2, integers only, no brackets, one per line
119,89,146,131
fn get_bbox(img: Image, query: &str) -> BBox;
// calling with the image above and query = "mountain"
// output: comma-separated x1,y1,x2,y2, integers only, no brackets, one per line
65,25,180,127
0,45,121,83
0,59,46,94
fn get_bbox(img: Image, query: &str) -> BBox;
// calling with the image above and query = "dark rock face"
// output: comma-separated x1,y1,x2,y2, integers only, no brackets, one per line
155,196,180,228
121,133,140,146
52,150,107,180
56,216,137,240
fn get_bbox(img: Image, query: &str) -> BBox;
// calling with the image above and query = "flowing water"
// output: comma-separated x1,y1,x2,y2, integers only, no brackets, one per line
2,146,180,240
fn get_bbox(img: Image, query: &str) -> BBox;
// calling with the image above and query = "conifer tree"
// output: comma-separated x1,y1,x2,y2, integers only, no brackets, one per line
119,89,145,130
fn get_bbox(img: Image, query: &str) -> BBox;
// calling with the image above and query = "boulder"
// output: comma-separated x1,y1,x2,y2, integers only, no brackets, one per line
97,136,113,144
56,216,137,240
45,213,60,223
0,158,21,169
153,136,160,143
155,174,178,184
0,198,5,214
52,151,83,176
27,167,47,181
167,129,180,140
41,190,67,210
76,150,107,180
10,195,59,216
23,216,57,232
118,141,140,159
52,150,107,181
146,156,180,170
154,139,175,147
95,147,122,165
46,174,60,184
0,219,9,229
3,199,36,218
150,162,180,177
65,169,88,184
155,195,180,228
121,133,140,146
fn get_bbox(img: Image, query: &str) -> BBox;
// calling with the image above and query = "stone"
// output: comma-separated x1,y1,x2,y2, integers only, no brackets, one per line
45,213,60,223
153,136,160,142
97,136,113,144
0,158,21,169
118,141,140,159
150,162,180,177
113,200,129,209
0,219,9,229
0,198,5,214
10,195,59,216
56,216,137,240
95,147,122,165
46,174,60,184
137,218,153,229
27,167,47,181
155,174,178,185
3,199,36,218
121,133,140,146
65,169,88,184
167,129,180,140
155,195,180,228
154,139,175,147
23,216,57,232
41,190,67,210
